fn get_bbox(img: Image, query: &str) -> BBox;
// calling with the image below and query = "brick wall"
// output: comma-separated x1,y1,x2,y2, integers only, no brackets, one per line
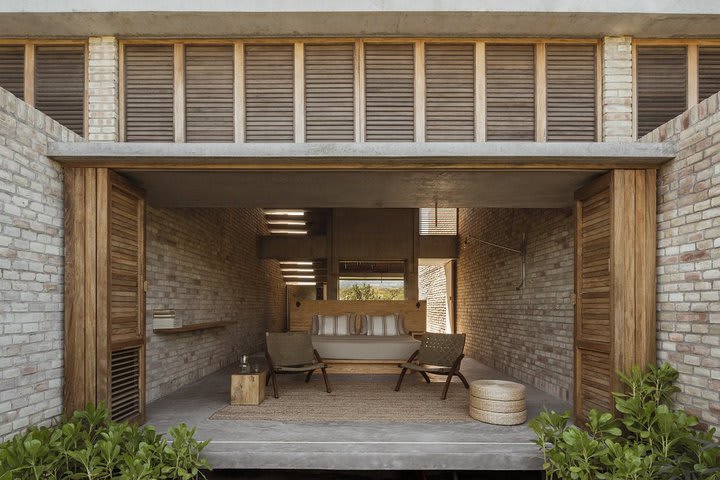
145,207,285,402
641,91,720,432
0,87,82,441
418,264,448,333
456,208,575,401
602,36,634,142
87,37,119,142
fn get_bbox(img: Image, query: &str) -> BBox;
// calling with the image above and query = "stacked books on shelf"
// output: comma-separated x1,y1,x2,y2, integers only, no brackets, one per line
152,310,182,329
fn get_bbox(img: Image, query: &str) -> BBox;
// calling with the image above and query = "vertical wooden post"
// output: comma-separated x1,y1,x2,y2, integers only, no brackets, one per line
595,42,603,142
294,42,305,143
24,43,34,107
475,41,486,142
354,40,366,143
535,42,547,142
173,43,185,143
687,44,699,108
414,41,426,142
234,42,245,143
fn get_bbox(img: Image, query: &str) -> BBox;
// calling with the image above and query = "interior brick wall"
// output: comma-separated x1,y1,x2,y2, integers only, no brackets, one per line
456,208,575,401
145,207,285,402
418,264,448,333
0,87,83,441
641,91,720,433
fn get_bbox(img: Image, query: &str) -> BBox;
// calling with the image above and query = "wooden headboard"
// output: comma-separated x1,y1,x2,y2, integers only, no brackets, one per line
289,300,427,333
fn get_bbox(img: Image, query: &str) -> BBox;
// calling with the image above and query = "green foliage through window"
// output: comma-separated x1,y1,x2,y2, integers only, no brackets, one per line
339,280,404,301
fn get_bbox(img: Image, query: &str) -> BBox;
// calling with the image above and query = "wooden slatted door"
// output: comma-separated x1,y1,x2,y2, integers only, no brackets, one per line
699,46,720,103
34,45,85,136
0,46,25,100
636,46,687,137
574,171,657,422
108,173,146,423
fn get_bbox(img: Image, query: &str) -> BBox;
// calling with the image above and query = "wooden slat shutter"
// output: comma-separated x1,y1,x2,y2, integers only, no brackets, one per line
546,44,597,141
486,44,535,141
636,46,687,137
365,43,415,141
425,43,475,142
108,173,145,423
34,45,85,136
304,43,355,142
124,45,175,142
0,46,24,100
185,45,234,142
699,46,720,103
245,44,294,142
575,176,613,419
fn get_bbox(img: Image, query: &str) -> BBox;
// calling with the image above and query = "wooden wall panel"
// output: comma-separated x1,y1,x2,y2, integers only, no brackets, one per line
304,43,355,142
0,45,25,100
290,299,427,333
546,44,597,141
364,43,415,141
636,46,687,137
34,45,85,136
184,45,234,142
124,45,175,142
425,43,475,141
699,46,720,103
244,44,294,142
486,44,535,141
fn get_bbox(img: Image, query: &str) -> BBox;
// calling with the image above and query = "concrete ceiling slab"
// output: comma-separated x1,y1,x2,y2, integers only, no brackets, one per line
118,169,604,209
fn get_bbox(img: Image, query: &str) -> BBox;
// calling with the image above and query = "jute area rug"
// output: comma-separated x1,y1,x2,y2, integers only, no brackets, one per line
210,378,473,423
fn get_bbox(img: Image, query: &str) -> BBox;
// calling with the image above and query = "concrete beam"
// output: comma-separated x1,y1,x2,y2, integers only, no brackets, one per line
258,235,327,260
48,141,676,170
418,236,458,259
1,1,719,37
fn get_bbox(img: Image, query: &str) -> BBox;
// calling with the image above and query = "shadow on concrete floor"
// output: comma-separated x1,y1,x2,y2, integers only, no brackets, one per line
205,470,544,479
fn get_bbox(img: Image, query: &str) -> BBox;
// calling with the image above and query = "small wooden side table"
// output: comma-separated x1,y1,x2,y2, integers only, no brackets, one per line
231,370,266,406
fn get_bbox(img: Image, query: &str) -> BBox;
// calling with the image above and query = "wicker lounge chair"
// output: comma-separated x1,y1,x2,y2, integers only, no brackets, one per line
394,332,470,400
265,332,332,398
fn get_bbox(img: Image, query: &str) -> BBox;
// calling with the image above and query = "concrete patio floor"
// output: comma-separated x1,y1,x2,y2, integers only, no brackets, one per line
145,357,570,471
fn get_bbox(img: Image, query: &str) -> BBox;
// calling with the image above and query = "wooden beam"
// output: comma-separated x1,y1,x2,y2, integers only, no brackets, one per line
354,40,365,142
633,169,657,366
595,42,603,141
475,42,486,142
535,42,547,142
23,43,34,106
294,42,305,143
118,44,126,142
95,168,110,405
687,43,699,107
414,41,426,142
234,41,245,143
173,43,185,143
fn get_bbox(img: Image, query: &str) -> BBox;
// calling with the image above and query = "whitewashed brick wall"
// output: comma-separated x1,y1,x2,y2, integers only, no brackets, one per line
456,208,575,402
145,207,286,402
87,37,119,142
603,36,634,142
418,265,448,333
0,87,82,441
641,91,720,433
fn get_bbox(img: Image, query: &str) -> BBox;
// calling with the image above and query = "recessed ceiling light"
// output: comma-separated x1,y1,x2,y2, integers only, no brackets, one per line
269,229,308,235
264,210,306,216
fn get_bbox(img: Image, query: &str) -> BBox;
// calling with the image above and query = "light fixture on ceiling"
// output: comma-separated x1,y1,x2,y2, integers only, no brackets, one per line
281,268,314,273
285,281,317,286
267,219,307,226
279,261,313,266
269,229,308,235
264,209,306,216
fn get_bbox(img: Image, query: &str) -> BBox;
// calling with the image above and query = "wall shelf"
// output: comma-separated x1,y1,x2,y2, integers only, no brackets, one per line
153,321,231,334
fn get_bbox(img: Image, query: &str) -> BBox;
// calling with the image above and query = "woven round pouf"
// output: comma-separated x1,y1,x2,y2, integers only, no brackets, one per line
469,380,527,425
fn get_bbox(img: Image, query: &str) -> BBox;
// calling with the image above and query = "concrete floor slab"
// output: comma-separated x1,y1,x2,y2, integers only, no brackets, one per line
145,358,570,471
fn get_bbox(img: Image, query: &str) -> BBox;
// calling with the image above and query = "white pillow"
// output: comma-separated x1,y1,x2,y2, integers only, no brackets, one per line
365,314,403,336
317,314,354,336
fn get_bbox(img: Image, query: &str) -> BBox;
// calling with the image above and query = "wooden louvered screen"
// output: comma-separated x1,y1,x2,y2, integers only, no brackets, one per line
245,44,294,142
699,46,720,103
486,44,535,141
124,45,175,142
425,43,475,141
575,177,613,419
0,46,24,100
419,208,458,235
304,44,355,142
185,45,234,142
365,43,415,141
636,46,687,138
111,347,142,422
546,44,597,141
34,46,85,136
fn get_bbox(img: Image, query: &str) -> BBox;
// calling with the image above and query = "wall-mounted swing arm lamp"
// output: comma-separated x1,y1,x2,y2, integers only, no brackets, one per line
463,233,527,290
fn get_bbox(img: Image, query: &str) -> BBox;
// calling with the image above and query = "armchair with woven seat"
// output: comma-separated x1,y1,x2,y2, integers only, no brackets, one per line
265,332,332,398
394,332,470,400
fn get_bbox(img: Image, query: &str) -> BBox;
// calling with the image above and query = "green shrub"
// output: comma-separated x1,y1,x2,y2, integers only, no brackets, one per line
530,363,720,480
0,403,210,480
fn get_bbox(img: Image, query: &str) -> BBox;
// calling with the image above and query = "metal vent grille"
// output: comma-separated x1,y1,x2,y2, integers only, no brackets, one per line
245,44,295,142
486,44,536,141
0,46,24,100
546,44,597,141
110,347,141,422
365,43,415,142
420,208,458,236
699,46,720,103
185,45,234,142
124,45,175,142
425,43,475,142
34,45,85,136
636,46,687,137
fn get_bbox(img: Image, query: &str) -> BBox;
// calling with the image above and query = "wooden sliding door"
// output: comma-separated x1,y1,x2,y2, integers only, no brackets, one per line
65,169,146,423
574,170,656,421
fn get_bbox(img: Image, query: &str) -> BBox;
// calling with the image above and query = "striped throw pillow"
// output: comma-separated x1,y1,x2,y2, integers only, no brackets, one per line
365,313,402,336
317,314,354,336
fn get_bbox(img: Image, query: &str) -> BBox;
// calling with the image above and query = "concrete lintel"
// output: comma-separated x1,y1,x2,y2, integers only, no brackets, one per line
48,141,676,170
259,235,328,260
